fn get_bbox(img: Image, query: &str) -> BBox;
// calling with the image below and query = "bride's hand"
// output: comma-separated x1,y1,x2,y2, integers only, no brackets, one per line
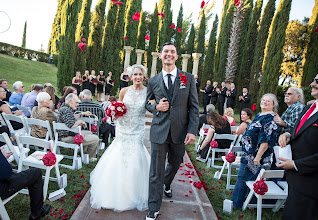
147,99,156,105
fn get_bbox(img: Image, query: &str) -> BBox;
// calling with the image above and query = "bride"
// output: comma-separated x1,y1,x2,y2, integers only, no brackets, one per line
90,64,150,212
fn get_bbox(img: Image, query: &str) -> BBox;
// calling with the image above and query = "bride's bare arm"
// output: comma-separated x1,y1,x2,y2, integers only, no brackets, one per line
119,87,129,101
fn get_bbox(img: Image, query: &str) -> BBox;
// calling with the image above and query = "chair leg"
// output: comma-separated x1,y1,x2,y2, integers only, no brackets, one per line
257,197,262,220
43,168,51,201
226,163,232,190
272,199,285,212
80,144,84,160
242,190,254,211
54,164,62,188
0,201,10,220
72,147,78,170
211,149,215,167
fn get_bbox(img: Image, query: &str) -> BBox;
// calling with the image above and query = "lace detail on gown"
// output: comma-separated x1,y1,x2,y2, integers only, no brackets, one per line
90,86,150,212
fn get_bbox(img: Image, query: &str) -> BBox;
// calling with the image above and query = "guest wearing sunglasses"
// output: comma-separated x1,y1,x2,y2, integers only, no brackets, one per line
9,81,24,105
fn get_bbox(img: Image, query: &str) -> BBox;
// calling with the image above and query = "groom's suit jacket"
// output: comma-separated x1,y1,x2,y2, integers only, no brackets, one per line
146,69,199,145
286,103,318,199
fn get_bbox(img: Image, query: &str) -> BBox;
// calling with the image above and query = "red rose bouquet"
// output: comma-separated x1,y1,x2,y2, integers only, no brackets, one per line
106,101,127,119
210,140,218,148
253,179,268,195
42,152,56,166
225,152,236,163
74,134,84,145
91,125,97,133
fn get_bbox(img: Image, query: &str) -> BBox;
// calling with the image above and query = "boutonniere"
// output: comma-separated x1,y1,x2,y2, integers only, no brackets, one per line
179,73,187,89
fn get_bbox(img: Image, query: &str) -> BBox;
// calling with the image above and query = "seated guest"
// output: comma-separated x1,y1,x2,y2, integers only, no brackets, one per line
101,96,117,111
0,125,10,147
197,111,231,159
56,86,77,109
0,79,11,102
21,84,43,117
31,92,57,139
0,148,51,220
198,104,215,134
9,81,24,105
57,93,99,162
232,93,278,209
236,108,253,136
0,86,24,130
223,107,236,126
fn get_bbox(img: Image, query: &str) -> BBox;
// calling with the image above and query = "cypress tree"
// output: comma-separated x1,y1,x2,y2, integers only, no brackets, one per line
186,24,195,73
302,0,318,86
74,0,92,73
48,0,66,54
175,3,183,69
259,0,292,97
57,0,82,93
21,21,27,48
249,0,276,102
136,10,146,50
196,11,206,78
147,3,159,70
87,0,107,72
203,15,218,84
237,0,263,90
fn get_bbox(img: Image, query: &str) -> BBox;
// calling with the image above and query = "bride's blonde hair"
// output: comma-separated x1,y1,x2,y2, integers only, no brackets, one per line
130,64,148,80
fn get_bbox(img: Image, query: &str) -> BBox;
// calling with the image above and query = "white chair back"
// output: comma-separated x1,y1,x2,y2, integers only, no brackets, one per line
0,113,7,126
16,104,32,116
257,169,285,181
25,118,53,140
1,113,27,136
16,134,54,154
0,133,20,165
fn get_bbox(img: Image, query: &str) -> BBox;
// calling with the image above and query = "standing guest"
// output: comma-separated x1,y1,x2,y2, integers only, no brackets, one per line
82,70,90,90
31,92,57,139
96,71,105,102
56,86,77,109
89,70,97,98
200,80,212,114
239,87,252,122
9,81,24,105
194,75,201,94
223,107,236,126
217,82,227,115
198,104,215,133
105,72,114,102
226,83,237,109
120,67,130,90
232,93,278,209
278,75,318,220
57,93,99,162
236,108,253,136
211,81,218,106
0,79,11,102
21,84,43,117
72,71,82,95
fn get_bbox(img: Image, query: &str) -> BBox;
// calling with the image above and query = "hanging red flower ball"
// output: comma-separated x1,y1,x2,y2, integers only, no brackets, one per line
74,134,84,145
145,34,150,41
91,125,97,133
315,26,318,32
235,0,240,7
253,179,268,195
42,152,56,166
203,128,208,133
177,28,182,33
251,103,257,111
132,12,141,21
78,42,87,51
225,152,236,163
170,24,176,29
200,1,205,9
210,140,218,148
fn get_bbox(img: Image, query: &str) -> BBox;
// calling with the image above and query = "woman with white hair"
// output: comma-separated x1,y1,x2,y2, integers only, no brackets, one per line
30,92,56,139
9,81,24,105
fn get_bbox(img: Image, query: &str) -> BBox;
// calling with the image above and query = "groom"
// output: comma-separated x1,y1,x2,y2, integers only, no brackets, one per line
145,42,199,220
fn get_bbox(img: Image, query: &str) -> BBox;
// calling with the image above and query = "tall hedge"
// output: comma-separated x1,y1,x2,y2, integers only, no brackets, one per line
186,24,195,73
136,10,146,51
175,3,183,69
259,0,292,97
21,21,27,48
301,0,318,86
196,11,206,77
147,3,159,70
249,0,276,102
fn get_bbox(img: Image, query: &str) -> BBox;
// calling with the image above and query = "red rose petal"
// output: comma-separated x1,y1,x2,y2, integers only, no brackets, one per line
239,214,244,218
81,38,86,42
189,190,192,193
185,194,188,197
193,211,197,213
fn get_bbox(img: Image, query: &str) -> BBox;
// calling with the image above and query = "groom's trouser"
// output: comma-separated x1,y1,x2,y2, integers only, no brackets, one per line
148,134,185,212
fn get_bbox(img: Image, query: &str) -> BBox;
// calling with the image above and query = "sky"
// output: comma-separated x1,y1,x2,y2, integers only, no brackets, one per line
0,0,315,53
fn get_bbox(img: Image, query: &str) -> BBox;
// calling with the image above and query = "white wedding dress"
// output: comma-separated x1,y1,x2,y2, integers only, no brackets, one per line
90,86,150,211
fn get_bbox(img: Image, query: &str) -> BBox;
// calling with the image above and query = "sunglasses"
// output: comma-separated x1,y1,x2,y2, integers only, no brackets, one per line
312,78,318,84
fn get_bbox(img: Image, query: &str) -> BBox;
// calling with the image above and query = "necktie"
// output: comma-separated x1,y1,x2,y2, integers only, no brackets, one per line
295,103,316,135
167,73,173,99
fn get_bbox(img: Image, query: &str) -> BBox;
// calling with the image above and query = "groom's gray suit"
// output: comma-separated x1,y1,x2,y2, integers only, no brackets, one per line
146,69,199,212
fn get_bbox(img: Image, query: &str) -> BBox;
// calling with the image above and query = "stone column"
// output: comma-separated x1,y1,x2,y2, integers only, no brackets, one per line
192,53,202,76
181,54,191,72
124,46,134,68
135,49,145,65
151,52,160,77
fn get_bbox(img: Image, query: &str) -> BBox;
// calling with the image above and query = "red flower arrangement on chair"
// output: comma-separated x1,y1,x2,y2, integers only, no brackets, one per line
225,152,236,163
74,134,84,145
253,179,268,195
42,152,56,166
210,140,218,148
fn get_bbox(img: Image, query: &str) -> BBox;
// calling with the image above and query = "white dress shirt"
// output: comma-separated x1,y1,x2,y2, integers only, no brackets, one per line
162,67,177,89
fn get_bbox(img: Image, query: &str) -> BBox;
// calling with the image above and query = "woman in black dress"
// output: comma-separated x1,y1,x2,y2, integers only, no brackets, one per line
89,70,97,98
97,71,105,102
120,68,129,90
105,72,114,101
72,71,82,95
82,70,90,90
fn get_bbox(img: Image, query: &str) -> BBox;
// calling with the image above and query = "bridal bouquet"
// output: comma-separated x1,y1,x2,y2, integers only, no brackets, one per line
106,101,127,119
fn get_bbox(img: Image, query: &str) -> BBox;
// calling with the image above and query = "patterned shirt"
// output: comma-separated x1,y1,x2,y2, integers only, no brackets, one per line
278,101,304,135
241,113,278,174
76,100,106,122
57,104,76,137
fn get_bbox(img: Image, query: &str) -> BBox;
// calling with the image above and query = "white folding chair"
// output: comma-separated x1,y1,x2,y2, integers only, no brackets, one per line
231,125,239,134
242,169,288,220
53,122,84,170
0,113,7,126
16,134,64,201
0,193,19,220
1,113,27,136
24,118,53,141
16,104,32,116
195,123,210,151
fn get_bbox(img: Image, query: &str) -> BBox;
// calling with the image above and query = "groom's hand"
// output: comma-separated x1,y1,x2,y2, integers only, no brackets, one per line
184,133,195,145
156,98,169,112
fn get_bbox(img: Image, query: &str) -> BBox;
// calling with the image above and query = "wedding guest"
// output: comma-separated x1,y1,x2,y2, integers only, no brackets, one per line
194,75,201,93
72,71,82,95
198,104,215,133
21,84,43,117
223,107,236,126
57,93,99,162
105,72,114,102
120,67,129,90
196,111,231,159
211,81,218,106
232,93,278,209
200,80,212,114
239,87,252,122
77,89,106,121
0,79,11,102
9,81,24,105
31,92,57,139
82,70,90,90
89,70,97,97
101,96,117,111
96,71,105,102
44,86,59,110
226,83,237,109
56,86,77,109
217,82,227,115
236,108,253,136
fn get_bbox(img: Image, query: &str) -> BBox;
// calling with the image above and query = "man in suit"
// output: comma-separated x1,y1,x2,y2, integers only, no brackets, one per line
226,82,237,109
200,80,212,114
278,74,318,220
238,87,251,122
145,42,199,220
194,75,201,94
217,82,227,115
211,81,218,105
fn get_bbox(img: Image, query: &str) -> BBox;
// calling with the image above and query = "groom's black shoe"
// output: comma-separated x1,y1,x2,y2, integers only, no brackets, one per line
146,211,159,220
164,185,172,198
